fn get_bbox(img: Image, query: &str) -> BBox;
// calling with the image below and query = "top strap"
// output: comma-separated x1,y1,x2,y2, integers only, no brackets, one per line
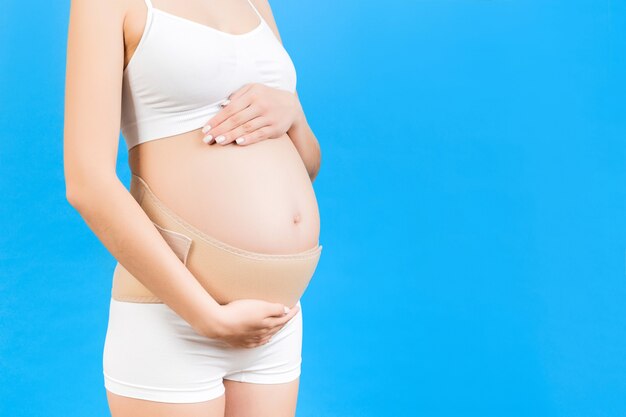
143,0,153,10
245,0,263,21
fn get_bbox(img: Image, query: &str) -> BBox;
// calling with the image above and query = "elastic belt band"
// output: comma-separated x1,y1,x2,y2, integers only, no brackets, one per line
131,174,322,261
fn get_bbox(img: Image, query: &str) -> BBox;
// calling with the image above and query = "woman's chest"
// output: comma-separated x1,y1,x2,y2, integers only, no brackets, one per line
124,13,297,110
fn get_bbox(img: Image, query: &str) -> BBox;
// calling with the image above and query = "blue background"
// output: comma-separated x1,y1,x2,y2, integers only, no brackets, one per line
1,0,625,416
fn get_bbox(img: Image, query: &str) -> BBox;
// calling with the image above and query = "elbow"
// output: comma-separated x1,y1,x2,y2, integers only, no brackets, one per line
309,149,322,182
64,172,117,210
65,174,88,209
309,162,320,182
64,165,89,209
65,183,85,210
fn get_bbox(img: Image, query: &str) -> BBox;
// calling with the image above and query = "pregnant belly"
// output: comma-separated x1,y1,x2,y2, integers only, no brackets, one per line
128,128,320,255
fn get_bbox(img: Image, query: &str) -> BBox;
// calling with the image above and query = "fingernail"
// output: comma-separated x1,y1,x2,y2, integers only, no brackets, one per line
202,124,211,134
235,137,245,144
283,306,290,314
215,135,225,144
220,99,231,107
202,134,213,144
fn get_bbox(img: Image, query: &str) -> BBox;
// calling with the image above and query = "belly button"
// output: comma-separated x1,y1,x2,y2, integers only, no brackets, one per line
293,213,301,224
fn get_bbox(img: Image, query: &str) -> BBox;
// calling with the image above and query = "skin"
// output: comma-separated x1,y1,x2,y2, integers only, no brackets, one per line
64,0,320,415
202,81,319,183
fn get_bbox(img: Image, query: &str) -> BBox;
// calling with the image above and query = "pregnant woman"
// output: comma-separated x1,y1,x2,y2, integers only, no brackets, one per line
63,0,322,416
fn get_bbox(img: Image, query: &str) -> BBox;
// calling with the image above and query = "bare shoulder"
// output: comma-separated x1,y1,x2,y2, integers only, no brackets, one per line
64,0,131,190
68,0,128,19
249,0,285,44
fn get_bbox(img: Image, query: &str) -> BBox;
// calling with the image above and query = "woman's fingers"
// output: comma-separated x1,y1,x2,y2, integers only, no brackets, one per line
233,324,284,348
201,83,297,147
227,82,254,102
232,124,276,146
223,116,272,146
218,299,299,348
249,311,299,347
265,305,299,328
243,304,297,338
202,91,254,142
202,89,280,146
204,106,262,146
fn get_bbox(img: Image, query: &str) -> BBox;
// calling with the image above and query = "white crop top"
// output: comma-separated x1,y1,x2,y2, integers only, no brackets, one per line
120,0,298,150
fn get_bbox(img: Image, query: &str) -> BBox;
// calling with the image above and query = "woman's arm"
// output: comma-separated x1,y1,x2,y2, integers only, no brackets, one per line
250,0,322,182
63,0,222,337
287,93,322,182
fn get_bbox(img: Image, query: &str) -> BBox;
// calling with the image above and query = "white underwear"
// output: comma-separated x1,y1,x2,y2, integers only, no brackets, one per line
103,297,303,403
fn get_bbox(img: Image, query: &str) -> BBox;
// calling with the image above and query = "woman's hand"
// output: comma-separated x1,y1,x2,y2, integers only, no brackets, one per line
208,298,301,348
201,83,303,146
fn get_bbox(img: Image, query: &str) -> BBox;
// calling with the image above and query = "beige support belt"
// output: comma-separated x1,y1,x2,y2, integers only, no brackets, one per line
111,174,323,306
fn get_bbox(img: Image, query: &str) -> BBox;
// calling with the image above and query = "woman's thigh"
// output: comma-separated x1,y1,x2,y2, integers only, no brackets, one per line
223,378,300,417
106,389,225,417
102,297,304,417
102,298,240,411
222,302,304,417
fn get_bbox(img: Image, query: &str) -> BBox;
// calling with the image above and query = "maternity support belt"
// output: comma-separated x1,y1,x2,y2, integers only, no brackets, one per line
111,174,323,305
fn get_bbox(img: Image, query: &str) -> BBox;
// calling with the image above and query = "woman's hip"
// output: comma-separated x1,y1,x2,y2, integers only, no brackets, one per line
102,297,303,403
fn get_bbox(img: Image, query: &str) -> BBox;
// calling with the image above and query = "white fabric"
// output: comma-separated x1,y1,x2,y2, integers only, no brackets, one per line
120,0,298,150
103,297,303,403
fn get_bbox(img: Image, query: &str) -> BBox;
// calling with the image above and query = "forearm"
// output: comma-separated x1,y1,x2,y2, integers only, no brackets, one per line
287,107,321,182
67,175,223,337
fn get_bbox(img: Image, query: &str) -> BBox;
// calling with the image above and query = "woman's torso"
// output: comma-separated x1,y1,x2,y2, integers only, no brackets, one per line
122,0,320,255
